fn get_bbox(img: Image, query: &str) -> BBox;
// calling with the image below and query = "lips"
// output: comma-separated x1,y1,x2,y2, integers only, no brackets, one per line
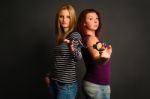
61,22,67,25
94,25,98,28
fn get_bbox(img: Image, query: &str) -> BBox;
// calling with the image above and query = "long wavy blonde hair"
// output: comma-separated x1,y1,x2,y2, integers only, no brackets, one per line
55,4,77,45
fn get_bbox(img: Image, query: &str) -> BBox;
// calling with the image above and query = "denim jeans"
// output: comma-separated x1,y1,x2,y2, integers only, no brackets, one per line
83,81,111,99
49,81,77,99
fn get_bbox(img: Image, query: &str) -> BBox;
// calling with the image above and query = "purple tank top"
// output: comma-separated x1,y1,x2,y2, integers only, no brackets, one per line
81,46,111,85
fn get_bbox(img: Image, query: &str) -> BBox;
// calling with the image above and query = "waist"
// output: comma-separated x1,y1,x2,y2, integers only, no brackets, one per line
84,70,111,85
52,79,77,85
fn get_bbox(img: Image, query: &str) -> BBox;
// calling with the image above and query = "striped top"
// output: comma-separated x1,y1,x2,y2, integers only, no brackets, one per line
51,32,82,83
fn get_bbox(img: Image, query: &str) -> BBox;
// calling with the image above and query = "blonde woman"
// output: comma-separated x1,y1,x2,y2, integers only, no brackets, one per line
45,4,82,99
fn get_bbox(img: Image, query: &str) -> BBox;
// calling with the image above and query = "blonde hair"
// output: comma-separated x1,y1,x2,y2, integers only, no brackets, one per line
55,4,77,45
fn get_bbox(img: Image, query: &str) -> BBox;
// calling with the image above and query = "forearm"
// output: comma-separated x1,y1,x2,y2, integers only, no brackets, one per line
72,48,82,61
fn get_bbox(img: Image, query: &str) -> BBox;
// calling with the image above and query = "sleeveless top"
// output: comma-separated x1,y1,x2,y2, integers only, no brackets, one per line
81,37,111,85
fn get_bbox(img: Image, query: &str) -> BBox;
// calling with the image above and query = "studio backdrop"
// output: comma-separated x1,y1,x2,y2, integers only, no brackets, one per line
1,0,150,99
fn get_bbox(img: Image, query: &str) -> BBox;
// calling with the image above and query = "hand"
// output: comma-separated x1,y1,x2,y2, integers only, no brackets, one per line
100,45,112,59
64,39,75,52
64,39,70,43
45,76,51,87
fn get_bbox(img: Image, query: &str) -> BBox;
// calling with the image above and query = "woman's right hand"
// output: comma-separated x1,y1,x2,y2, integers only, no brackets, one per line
64,39,75,52
100,45,112,59
45,76,51,87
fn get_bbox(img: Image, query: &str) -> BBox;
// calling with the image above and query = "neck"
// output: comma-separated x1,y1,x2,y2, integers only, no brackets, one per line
85,29,96,36
63,27,69,33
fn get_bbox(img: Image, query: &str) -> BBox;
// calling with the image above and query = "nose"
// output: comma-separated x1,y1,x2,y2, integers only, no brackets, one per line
94,19,98,23
94,19,96,23
95,19,99,24
63,17,67,22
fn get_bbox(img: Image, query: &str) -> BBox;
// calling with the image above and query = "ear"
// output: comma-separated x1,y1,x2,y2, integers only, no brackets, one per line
84,23,86,26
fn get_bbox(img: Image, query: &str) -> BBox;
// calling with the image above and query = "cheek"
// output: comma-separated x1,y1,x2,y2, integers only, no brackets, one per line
85,23,92,28
59,18,63,22
85,20,92,26
67,20,70,24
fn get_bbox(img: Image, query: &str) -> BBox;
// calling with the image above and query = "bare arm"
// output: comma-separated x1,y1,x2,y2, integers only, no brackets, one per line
86,36,112,64
86,36,102,60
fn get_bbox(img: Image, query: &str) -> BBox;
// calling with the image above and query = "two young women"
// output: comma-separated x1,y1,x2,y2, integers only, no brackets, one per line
47,4,112,99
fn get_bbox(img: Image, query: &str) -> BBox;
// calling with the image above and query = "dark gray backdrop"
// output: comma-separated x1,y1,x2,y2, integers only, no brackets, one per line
1,0,150,99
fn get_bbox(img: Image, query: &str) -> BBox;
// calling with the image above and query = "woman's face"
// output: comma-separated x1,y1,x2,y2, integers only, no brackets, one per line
59,9,70,32
84,12,99,31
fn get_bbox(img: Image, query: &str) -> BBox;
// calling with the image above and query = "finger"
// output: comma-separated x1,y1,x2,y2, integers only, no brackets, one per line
107,45,112,49
64,39,70,43
71,40,74,44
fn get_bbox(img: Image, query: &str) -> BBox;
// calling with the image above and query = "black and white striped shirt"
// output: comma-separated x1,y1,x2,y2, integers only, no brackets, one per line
51,32,82,83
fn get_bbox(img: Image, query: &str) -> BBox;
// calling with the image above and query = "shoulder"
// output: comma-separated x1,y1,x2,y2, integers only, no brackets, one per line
69,31,82,40
86,36,98,46
70,31,81,37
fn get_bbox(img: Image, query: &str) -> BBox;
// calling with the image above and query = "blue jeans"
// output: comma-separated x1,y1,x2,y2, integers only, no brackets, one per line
49,81,77,99
83,81,111,99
